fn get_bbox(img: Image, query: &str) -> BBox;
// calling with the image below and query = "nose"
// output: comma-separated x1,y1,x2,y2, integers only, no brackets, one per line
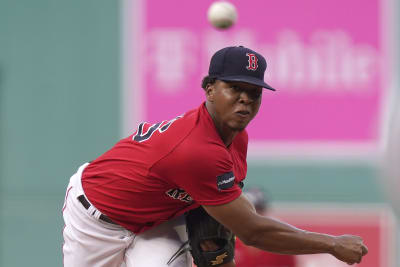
238,91,253,104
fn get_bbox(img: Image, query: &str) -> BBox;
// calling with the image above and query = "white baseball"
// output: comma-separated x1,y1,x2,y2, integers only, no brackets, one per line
207,1,237,29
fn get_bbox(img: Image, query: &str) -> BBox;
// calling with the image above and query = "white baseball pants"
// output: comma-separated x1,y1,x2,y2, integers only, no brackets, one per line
62,163,192,267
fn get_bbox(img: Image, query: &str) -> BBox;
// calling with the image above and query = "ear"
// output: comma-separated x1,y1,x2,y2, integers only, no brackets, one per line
205,83,215,102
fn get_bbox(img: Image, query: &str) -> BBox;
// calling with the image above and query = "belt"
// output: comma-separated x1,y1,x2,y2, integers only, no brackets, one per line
78,195,117,224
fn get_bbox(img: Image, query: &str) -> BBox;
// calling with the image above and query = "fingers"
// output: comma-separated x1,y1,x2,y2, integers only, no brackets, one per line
346,255,362,265
355,241,367,263
334,235,368,265
353,242,367,264
356,254,362,264
361,244,368,255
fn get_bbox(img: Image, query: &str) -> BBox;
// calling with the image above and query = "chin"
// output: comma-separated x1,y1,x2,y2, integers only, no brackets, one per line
230,122,249,131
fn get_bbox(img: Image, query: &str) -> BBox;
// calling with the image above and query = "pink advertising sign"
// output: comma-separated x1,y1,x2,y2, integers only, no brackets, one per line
124,0,394,157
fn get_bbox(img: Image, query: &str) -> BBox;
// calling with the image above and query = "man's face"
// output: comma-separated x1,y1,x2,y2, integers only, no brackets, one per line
206,80,263,132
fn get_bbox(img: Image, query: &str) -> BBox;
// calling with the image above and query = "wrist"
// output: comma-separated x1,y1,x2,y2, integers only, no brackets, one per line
304,231,337,254
326,235,338,255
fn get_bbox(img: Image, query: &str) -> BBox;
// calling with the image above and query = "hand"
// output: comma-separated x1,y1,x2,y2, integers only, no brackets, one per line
331,235,368,265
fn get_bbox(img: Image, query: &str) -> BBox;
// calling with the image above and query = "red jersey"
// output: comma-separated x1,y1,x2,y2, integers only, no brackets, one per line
81,103,248,233
235,239,296,267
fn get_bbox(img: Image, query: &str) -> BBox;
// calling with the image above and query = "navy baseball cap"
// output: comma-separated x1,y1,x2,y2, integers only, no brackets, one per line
208,46,275,91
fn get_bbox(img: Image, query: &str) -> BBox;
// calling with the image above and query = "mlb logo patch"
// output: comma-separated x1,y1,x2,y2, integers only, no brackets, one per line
216,171,235,190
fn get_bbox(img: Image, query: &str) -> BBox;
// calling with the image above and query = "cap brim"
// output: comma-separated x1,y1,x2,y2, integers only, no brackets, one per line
218,76,276,91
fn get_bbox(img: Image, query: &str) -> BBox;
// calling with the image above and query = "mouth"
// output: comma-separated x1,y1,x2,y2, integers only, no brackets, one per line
235,110,251,118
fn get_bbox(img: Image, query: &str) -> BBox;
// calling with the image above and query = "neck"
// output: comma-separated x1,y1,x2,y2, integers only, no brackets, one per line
205,102,238,147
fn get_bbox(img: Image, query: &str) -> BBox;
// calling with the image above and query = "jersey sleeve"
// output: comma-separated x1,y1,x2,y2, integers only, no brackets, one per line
151,143,242,206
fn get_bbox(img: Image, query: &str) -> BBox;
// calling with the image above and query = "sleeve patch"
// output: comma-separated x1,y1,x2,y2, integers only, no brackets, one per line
216,172,235,190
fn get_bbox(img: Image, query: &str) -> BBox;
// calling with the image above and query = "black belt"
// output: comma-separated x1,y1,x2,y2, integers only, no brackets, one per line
78,195,117,224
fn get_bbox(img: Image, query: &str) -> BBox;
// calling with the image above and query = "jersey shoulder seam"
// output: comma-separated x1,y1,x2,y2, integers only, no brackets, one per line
146,114,199,176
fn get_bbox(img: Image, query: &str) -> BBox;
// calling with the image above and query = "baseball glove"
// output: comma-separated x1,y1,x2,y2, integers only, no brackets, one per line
185,206,235,267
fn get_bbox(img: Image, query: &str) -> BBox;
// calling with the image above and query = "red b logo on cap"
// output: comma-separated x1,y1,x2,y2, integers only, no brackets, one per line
246,53,258,71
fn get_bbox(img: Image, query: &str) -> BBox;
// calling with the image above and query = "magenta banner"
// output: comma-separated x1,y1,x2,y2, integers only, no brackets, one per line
125,0,394,156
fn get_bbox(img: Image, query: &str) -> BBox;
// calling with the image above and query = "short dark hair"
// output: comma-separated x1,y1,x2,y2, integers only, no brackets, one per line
201,76,216,90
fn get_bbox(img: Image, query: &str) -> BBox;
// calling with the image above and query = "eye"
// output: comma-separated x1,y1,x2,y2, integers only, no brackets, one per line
245,88,262,99
251,90,262,99
230,85,241,92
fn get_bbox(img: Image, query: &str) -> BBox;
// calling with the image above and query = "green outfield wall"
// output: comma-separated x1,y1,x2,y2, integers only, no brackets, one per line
0,1,120,266
0,0,395,266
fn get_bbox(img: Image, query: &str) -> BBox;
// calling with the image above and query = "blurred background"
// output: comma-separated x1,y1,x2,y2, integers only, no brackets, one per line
0,0,398,266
